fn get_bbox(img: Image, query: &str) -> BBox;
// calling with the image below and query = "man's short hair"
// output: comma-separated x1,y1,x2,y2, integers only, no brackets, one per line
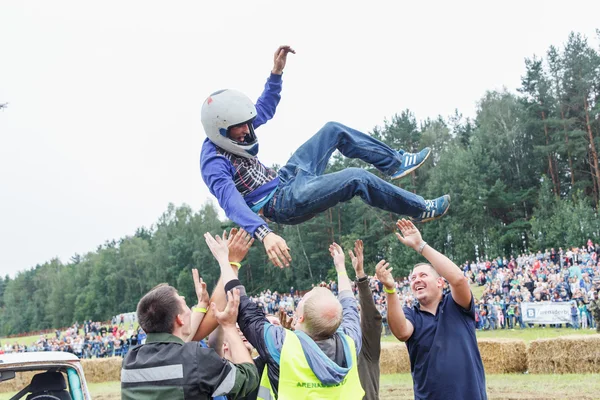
410,263,440,278
137,284,182,334
303,287,343,340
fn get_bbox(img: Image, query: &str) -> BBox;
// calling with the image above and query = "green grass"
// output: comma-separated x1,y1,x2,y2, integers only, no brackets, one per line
380,373,600,400
86,381,121,400
0,334,41,346
471,283,486,299
0,380,122,400
1,324,140,347
11,374,597,400
476,326,596,342
3,374,599,400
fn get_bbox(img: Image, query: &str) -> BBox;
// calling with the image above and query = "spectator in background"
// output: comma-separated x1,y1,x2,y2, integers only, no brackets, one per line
570,302,580,329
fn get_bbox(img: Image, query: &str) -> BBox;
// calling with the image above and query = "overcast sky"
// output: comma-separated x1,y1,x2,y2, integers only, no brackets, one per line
1,1,599,277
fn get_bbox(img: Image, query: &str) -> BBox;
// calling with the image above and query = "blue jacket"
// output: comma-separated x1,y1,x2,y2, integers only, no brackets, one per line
200,74,283,237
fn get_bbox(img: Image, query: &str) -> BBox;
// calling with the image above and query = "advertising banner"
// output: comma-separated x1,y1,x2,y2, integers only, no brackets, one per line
521,302,573,324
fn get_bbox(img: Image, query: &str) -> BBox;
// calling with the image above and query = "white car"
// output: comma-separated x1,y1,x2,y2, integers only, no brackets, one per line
0,352,91,399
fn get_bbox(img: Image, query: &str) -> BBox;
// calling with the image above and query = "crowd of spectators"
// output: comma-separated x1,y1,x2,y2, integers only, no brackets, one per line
466,240,600,330
244,239,600,335
1,319,147,358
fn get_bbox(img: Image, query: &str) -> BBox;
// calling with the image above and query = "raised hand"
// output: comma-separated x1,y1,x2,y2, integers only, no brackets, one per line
348,239,365,278
329,243,346,272
278,309,294,331
375,260,395,290
204,232,230,263
192,269,209,308
272,45,296,75
263,232,292,268
396,219,424,250
211,289,240,328
228,228,254,263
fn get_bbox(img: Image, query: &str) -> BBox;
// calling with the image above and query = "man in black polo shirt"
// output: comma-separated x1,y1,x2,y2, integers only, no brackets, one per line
376,219,487,400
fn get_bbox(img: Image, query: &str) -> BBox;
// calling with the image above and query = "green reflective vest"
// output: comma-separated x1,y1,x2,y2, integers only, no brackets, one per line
258,329,364,400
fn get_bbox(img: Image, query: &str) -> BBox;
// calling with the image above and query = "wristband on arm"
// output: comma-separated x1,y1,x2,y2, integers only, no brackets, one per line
254,225,272,242
384,286,396,294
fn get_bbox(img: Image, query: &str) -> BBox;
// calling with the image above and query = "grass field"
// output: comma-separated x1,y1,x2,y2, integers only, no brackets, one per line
379,373,600,400
6,374,595,400
1,334,43,346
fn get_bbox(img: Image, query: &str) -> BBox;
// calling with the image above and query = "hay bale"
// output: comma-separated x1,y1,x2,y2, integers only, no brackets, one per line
477,338,527,374
379,342,410,374
377,338,527,375
528,335,600,374
81,357,122,383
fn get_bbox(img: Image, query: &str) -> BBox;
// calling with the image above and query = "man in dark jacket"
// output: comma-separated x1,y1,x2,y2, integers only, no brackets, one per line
121,282,258,399
349,239,382,400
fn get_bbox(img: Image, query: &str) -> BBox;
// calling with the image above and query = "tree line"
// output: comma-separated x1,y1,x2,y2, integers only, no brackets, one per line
1,31,600,336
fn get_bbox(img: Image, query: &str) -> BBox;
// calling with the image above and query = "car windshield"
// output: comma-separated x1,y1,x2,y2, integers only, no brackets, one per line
0,367,84,400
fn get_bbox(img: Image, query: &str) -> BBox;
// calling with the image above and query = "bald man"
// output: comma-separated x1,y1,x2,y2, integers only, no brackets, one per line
204,233,363,400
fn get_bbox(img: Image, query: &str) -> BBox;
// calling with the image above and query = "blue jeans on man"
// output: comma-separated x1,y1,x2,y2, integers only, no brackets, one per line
263,122,427,224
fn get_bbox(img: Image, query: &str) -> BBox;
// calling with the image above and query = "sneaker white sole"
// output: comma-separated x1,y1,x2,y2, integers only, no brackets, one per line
411,196,451,223
391,150,431,180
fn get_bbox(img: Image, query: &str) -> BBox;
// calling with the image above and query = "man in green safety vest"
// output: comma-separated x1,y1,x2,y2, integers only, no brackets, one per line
204,233,364,400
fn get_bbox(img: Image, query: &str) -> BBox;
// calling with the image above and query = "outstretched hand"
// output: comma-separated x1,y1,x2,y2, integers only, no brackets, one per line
272,45,296,75
204,232,230,263
375,259,395,290
348,239,365,277
395,219,424,250
211,289,240,328
278,309,294,331
329,243,346,272
192,269,209,307
227,228,254,263
263,233,292,268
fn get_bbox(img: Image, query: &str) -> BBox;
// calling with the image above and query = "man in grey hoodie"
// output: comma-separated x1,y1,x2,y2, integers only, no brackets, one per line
204,232,363,400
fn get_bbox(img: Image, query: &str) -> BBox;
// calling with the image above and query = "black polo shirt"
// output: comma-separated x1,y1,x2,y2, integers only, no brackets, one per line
403,293,487,400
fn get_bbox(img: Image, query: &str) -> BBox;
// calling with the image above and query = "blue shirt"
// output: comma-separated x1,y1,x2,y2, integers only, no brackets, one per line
200,73,283,237
403,293,487,400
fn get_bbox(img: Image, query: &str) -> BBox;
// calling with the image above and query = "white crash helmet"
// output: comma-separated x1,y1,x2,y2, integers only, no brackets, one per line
201,89,259,158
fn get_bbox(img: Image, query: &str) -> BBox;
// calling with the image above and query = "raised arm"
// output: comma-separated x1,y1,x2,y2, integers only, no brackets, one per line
329,242,361,350
330,243,352,293
193,228,253,341
186,269,209,342
253,45,295,128
376,260,414,342
396,219,471,309
204,232,287,369
209,288,259,399
349,240,382,358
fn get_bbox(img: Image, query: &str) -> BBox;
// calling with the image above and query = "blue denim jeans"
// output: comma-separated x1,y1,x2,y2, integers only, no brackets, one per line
263,121,427,224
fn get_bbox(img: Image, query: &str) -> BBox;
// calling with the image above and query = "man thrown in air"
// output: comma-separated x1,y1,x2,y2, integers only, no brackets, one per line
200,45,450,268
